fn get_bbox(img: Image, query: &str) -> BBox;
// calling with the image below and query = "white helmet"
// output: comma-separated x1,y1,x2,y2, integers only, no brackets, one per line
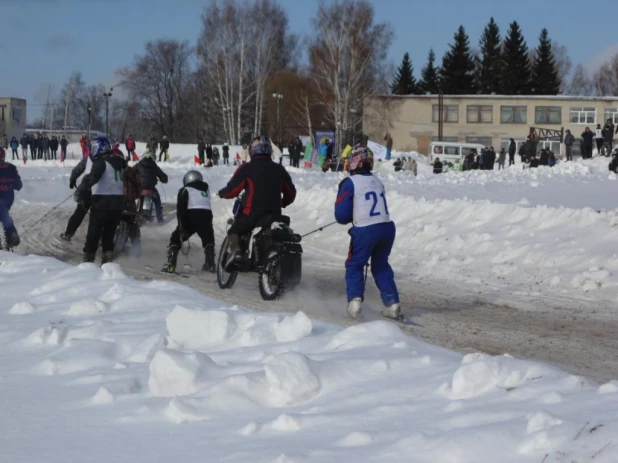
183,170,203,186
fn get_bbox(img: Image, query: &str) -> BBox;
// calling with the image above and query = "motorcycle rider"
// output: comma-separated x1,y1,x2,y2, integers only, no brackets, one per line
60,141,96,241
76,137,127,264
136,151,168,223
334,144,401,321
161,170,216,274
218,136,296,270
0,147,23,248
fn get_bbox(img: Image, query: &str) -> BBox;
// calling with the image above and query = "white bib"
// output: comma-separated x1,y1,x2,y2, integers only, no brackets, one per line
85,157,93,174
186,186,212,210
91,161,123,196
350,174,391,227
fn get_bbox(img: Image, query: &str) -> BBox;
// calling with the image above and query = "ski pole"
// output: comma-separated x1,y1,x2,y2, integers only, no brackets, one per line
301,220,338,238
22,194,73,235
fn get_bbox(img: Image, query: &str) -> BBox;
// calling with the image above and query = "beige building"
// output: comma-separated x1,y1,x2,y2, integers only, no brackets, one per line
363,94,618,156
0,97,27,140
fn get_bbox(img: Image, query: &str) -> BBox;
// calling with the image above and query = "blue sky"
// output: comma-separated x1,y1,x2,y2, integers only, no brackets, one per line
4,0,617,121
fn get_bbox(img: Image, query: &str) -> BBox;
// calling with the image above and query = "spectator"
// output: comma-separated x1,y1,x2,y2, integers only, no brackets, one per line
564,129,574,161
1,135,8,151
478,148,486,170
159,135,169,162
20,134,29,159
42,134,50,160
539,148,549,166
548,151,556,167
595,124,604,156
80,134,88,159
49,136,59,160
410,158,417,176
529,130,539,158
519,137,529,163
602,119,614,156
497,147,506,169
197,139,206,165
125,134,136,161
9,137,19,160
325,139,334,159
60,135,68,160
486,146,496,170
508,138,516,166
529,153,539,168
433,157,443,174
147,135,158,159
393,158,403,172
29,134,37,161
287,138,297,168
581,127,594,159
37,133,45,160
205,143,213,166
222,142,230,165
384,132,393,160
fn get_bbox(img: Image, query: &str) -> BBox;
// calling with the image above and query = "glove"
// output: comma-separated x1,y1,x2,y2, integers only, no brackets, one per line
69,180,76,189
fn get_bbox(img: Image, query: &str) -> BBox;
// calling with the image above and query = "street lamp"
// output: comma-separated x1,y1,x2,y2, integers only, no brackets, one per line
272,92,283,145
103,87,113,138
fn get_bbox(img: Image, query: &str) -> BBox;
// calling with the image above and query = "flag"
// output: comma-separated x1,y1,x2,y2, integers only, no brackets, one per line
60,151,65,163
22,156,27,165
194,155,201,164
132,152,139,162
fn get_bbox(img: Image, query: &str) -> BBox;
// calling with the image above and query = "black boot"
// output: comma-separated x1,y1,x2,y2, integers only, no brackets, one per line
83,253,95,263
161,245,179,273
101,251,114,265
202,244,216,273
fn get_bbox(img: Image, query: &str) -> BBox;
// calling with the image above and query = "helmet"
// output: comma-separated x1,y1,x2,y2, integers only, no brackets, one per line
90,136,112,158
142,152,153,159
349,145,373,174
183,170,203,186
249,136,272,158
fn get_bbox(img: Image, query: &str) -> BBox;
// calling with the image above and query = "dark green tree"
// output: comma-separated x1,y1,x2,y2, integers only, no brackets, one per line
418,49,440,94
478,17,502,94
530,29,561,95
440,25,477,94
501,21,531,94
390,52,417,95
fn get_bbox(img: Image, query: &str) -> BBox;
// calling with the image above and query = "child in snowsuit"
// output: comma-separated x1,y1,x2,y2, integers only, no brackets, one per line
0,148,23,247
161,170,215,273
334,144,400,321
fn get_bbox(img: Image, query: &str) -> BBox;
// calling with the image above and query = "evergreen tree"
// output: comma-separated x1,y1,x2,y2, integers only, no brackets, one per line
530,29,561,95
440,25,477,94
390,52,417,95
418,49,440,94
501,21,531,95
478,17,502,94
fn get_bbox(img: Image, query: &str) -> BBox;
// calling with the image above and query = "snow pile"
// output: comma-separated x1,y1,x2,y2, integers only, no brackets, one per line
1,252,618,462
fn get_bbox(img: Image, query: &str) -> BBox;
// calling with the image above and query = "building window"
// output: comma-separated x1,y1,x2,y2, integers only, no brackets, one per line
432,105,459,123
500,137,525,154
431,136,458,142
466,136,492,146
0,105,5,122
538,140,561,154
535,106,561,124
604,108,618,124
500,106,527,124
569,107,596,124
466,105,493,123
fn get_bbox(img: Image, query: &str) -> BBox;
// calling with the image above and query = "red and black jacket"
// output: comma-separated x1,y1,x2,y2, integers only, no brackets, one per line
218,155,296,218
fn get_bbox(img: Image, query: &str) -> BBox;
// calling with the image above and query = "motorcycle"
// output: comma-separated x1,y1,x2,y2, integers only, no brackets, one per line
113,205,141,257
138,189,156,222
216,196,303,300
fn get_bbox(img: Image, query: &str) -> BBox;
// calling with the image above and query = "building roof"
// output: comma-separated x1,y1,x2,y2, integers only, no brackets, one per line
368,94,618,102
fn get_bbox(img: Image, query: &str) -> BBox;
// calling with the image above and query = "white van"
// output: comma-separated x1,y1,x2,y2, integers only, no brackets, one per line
429,141,485,165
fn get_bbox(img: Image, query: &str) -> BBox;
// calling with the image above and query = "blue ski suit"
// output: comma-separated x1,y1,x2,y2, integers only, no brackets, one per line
0,161,23,237
334,172,399,305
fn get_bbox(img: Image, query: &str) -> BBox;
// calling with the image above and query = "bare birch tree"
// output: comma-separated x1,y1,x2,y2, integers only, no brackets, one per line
567,64,594,96
307,0,392,154
593,54,618,96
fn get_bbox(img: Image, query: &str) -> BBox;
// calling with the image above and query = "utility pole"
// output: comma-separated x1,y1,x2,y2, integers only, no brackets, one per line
272,92,283,145
438,86,444,142
103,87,113,138
87,104,92,140
44,85,51,131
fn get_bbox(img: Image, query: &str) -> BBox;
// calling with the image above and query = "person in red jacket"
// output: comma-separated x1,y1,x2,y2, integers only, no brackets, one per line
80,135,89,159
125,134,136,161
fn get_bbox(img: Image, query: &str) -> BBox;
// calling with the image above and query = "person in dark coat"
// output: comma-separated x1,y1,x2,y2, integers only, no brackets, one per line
0,147,23,247
288,139,297,168
564,129,575,161
159,135,170,162
602,120,614,156
60,151,95,242
197,139,206,165
508,138,516,166
37,133,45,160
9,137,19,160
529,154,539,168
49,136,59,160
20,134,29,159
433,157,443,174
136,152,168,223
485,146,496,170
539,148,549,166
205,143,213,166
581,127,594,159
29,134,37,161
222,142,230,165
60,136,69,160
76,137,128,264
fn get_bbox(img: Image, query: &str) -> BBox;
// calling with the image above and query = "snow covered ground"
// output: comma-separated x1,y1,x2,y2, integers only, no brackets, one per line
2,141,618,461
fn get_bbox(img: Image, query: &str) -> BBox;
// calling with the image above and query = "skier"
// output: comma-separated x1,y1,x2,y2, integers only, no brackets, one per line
161,170,216,274
136,151,168,223
76,137,127,264
334,144,400,321
0,147,23,248
217,136,296,270
60,143,96,241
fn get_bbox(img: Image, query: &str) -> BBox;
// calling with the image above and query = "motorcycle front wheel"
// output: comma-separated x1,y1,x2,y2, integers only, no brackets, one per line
259,251,284,301
217,236,238,289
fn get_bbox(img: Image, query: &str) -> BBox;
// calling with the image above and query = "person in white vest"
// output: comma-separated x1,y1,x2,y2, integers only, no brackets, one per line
334,144,401,321
60,143,96,241
161,170,216,274
78,137,127,264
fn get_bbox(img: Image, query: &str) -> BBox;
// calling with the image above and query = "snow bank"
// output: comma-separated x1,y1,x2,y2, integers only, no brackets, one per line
1,252,618,462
